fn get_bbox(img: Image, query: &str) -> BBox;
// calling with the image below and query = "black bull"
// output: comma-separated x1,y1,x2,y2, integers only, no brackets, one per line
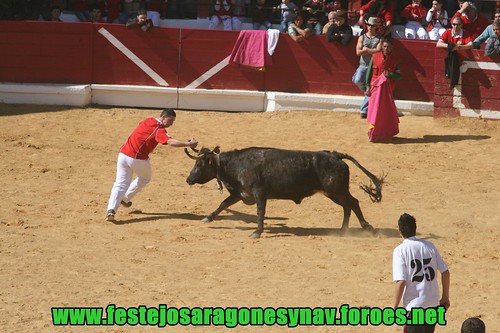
185,147,384,238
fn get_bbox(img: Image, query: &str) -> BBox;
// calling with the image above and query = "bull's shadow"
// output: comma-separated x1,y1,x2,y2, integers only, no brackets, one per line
391,134,490,144
209,223,401,238
265,225,401,238
210,210,401,238
109,209,402,239
108,208,287,225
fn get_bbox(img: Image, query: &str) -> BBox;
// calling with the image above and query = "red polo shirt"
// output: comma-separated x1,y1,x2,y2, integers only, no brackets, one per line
439,29,472,46
119,118,172,160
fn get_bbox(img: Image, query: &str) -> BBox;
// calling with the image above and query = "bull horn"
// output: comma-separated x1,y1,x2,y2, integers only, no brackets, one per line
190,146,200,153
184,148,200,160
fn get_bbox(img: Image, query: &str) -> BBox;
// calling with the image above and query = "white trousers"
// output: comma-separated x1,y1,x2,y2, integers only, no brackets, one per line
208,15,233,30
405,21,429,39
107,153,151,212
428,27,446,40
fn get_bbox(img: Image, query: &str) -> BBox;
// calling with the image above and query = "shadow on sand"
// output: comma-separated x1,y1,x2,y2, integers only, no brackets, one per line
111,209,408,239
391,134,490,144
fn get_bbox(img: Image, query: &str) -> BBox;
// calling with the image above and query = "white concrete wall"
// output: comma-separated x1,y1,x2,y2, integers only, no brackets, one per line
0,83,433,116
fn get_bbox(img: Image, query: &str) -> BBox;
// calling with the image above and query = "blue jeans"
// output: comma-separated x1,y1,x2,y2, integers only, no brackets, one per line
352,65,369,113
280,20,291,33
310,21,323,35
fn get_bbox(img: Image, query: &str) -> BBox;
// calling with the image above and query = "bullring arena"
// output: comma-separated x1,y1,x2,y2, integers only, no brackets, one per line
1,103,499,332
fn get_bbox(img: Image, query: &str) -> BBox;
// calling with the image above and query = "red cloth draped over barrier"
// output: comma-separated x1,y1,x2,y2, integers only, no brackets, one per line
229,30,272,71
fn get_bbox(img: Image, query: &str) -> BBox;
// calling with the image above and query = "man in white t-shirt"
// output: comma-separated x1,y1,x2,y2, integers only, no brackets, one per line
393,213,451,333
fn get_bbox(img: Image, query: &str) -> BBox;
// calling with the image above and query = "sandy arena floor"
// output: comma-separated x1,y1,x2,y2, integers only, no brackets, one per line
0,104,499,332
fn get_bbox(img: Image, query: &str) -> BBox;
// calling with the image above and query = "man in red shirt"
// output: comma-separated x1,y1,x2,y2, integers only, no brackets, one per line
437,16,473,50
451,0,490,40
437,16,472,88
106,108,198,222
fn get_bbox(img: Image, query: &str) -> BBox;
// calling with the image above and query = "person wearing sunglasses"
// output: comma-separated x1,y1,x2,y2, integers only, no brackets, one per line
437,16,473,51
436,16,472,88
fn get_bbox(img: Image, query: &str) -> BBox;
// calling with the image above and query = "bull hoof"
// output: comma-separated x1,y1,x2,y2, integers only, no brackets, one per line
339,228,348,236
362,224,378,235
201,217,213,223
362,223,374,232
249,231,262,238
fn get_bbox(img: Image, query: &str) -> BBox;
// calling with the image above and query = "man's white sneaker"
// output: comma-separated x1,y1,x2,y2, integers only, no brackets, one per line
106,209,115,222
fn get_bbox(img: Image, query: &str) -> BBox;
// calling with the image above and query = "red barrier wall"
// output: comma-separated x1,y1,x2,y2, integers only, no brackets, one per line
0,21,93,84
1,20,499,116
92,24,183,86
434,48,500,117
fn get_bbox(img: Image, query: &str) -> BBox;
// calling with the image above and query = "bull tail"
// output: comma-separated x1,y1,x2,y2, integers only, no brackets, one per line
332,152,385,203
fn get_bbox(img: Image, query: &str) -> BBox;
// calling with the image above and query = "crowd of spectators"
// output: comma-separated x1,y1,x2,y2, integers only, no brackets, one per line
1,0,498,52
0,0,190,22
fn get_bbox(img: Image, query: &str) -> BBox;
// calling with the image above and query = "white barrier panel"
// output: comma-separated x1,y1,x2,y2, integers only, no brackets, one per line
0,83,91,106
0,83,433,116
91,85,178,108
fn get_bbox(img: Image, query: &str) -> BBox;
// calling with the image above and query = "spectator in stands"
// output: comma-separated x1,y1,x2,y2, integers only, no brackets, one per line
452,0,490,40
359,0,393,37
365,38,400,142
302,0,326,35
473,10,500,48
461,317,485,333
119,0,145,24
275,0,298,33
352,16,383,119
485,21,500,56
231,0,247,30
49,5,63,21
70,0,90,22
41,0,66,20
146,0,168,26
251,0,274,30
436,16,472,88
324,0,345,24
208,0,234,30
107,0,121,23
89,6,106,22
326,10,353,44
126,8,154,31
322,10,335,34
437,15,473,50
401,0,429,39
325,0,345,14
426,0,449,40
288,11,313,41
